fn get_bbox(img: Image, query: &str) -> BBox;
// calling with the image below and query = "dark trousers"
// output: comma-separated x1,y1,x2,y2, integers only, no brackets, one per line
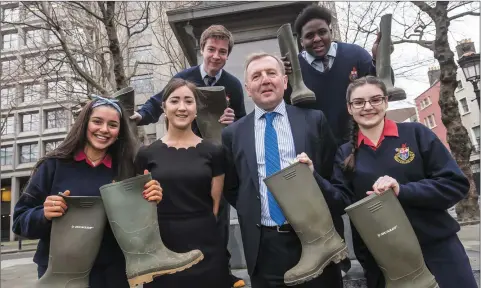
38,263,129,288
364,235,477,288
251,226,343,288
218,197,237,282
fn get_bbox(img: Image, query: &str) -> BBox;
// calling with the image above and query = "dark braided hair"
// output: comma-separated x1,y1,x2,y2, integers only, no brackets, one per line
342,76,388,172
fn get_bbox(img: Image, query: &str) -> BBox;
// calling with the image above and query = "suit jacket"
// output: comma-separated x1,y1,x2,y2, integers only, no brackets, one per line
222,104,343,276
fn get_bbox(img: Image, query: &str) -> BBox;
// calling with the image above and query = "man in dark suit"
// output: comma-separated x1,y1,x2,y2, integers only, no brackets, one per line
222,52,343,287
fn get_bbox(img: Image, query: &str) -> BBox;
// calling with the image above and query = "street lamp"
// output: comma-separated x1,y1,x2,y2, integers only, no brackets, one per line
458,52,480,108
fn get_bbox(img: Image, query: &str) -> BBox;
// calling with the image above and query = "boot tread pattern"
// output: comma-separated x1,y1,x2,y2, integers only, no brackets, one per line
127,254,204,287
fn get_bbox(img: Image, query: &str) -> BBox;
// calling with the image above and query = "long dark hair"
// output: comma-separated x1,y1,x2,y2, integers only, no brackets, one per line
161,78,200,130
33,99,137,181
343,76,388,172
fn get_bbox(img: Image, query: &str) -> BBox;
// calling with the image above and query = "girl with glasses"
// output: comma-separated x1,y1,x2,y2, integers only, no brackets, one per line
297,76,476,288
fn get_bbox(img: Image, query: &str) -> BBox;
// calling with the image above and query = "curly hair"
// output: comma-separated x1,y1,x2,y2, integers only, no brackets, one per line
294,5,333,37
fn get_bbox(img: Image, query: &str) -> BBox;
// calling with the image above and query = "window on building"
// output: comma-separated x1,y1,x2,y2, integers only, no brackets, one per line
1,32,18,50
1,7,20,22
48,52,69,72
128,45,152,68
130,74,154,94
23,83,42,103
457,80,463,90
24,56,42,72
71,81,87,100
21,113,39,132
46,109,66,129
1,116,15,135
459,98,469,114
1,58,19,76
47,81,67,100
421,97,432,109
24,4,41,21
45,140,63,154
427,114,436,128
1,87,16,108
19,143,38,163
473,126,480,149
25,29,43,48
0,146,13,166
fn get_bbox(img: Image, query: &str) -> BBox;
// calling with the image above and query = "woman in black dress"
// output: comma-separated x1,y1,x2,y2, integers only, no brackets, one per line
135,78,229,288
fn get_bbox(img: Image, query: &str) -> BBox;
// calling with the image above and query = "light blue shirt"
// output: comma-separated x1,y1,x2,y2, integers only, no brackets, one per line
199,63,222,86
254,100,297,226
301,42,337,73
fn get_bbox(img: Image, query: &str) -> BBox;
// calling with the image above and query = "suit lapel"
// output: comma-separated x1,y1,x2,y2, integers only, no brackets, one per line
286,105,306,155
240,113,260,193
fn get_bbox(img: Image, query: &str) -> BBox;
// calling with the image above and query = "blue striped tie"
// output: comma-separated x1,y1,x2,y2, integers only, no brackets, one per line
264,112,286,226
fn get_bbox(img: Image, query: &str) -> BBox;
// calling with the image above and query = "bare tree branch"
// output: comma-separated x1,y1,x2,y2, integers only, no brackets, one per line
448,11,480,21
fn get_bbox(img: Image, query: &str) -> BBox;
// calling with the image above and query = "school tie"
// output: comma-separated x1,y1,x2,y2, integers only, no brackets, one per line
264,112,286,226
315,57,330,73
204,75,216,86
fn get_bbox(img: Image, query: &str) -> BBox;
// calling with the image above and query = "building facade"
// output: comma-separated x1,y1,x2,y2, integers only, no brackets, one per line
414,79,450,150
0,2,183,241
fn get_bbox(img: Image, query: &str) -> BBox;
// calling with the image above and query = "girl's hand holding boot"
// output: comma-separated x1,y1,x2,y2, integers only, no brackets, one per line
367,176,400,196
296,152,314,172
44,190,70,220
142,169,163,204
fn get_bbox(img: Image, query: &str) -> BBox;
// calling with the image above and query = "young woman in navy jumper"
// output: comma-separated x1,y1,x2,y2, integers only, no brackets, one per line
298,76,477,288
12,97,163,288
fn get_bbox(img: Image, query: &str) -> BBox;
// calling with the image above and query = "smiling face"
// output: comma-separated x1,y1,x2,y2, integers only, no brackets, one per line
201,37,229,76
85,106,120,153
347,83,388,129
163,85,197,130
300,18,332,58
245,55,287,111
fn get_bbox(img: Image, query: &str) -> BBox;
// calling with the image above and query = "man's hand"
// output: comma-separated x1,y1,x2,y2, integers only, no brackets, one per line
281,56,292,75
219,108,235,125
130,111,142,124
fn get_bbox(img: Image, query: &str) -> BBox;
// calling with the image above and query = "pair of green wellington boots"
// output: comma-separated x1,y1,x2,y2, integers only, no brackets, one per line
264,162,438,287
35,174,203,288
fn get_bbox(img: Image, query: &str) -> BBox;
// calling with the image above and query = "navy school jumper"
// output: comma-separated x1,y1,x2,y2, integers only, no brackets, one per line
137,65,247,136
12,155,129,288
315,121,476,288
284,42,377,145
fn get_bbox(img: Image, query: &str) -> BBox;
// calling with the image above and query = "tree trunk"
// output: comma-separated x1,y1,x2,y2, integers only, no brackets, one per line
98,2,134,117
432,2,479,220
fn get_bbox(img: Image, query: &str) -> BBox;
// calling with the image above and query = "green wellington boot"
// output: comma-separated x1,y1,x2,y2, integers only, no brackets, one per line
376,14,406,101
36,195,107,288
99,173,204,287
264,162,348,286
277,23,316,105
196,86,228,145
345,189,438,288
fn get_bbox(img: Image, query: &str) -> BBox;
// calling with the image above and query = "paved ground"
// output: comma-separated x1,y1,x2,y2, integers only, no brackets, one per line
1,224,479,288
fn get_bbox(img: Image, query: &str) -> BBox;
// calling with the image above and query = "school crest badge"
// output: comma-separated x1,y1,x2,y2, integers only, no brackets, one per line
349,67,358,81
394,143,415,164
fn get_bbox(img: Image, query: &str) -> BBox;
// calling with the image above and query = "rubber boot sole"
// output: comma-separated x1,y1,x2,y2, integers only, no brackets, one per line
128,253,204,287
285,245,349,286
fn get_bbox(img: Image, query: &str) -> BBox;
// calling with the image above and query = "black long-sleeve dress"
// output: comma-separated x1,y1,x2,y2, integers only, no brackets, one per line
135,140,229,288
